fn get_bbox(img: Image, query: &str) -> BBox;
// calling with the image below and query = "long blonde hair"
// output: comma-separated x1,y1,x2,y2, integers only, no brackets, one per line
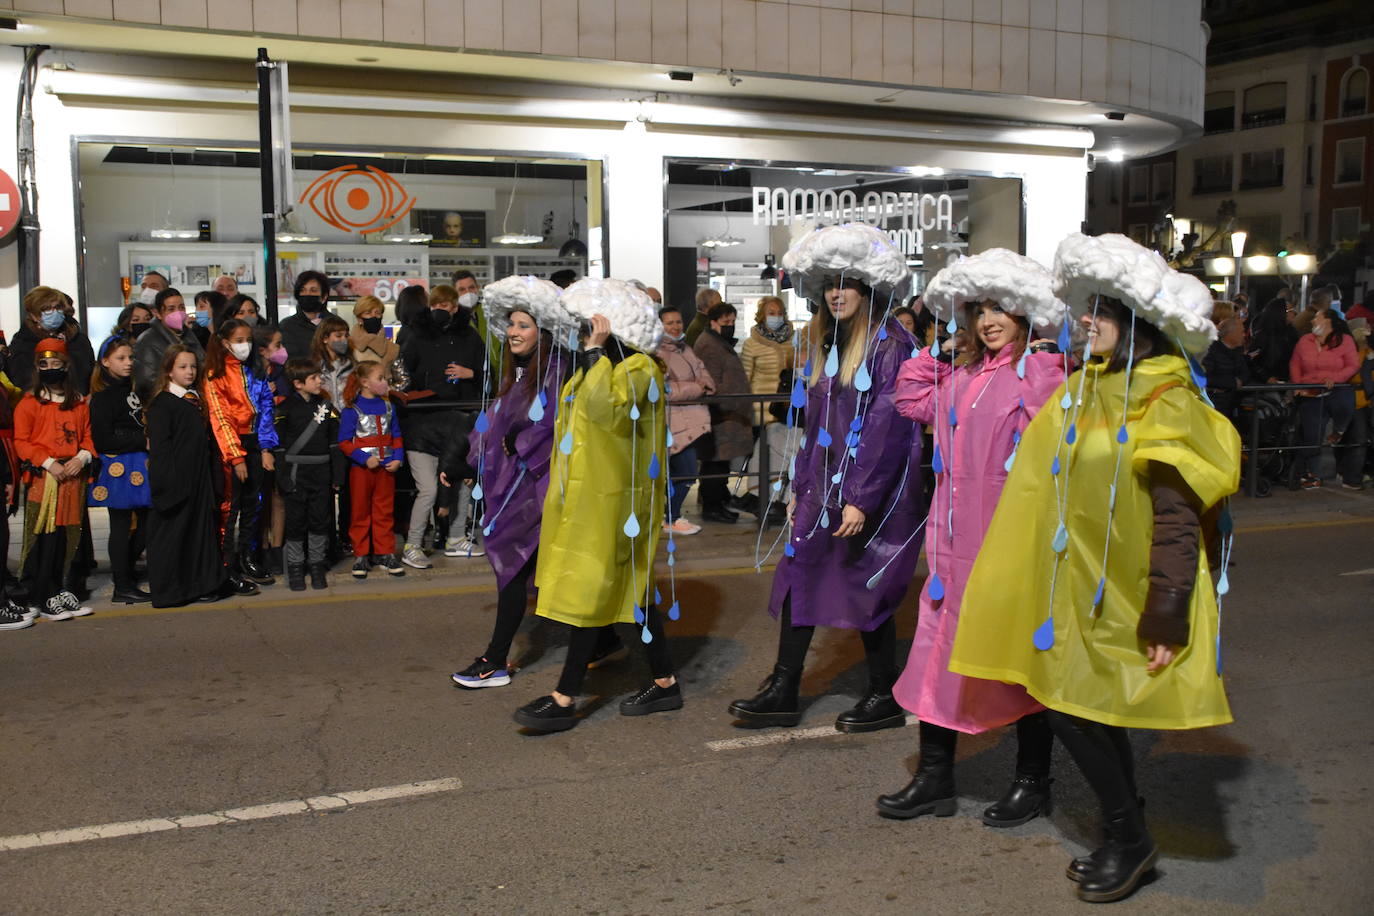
806,280,877,387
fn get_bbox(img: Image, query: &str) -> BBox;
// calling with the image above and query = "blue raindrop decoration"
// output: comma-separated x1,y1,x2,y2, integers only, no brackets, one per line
877,324,888,340
647,377,660,403
1051,455,1061,475
647,452,661,479
623,512,641,538
527,396,545,422
633,604,645,624
1116,425,1129,444
1217,568,1230,596
945,316,958,335
866,569,884,589
1015,347,1029,379
668,601,681,621
665,428,674,449
483,523,494,537
1051,523,1068,553
629,403,641,421
929,340,941,358
913,345,923,359
854,363,872,392
820,509,830,528
824,344,840,378
640,626,653,644
665,538,676,553
816,427,833,448
472,481,484,501
559,429,574,454
784,543,796,558
948,406,958,428
1032,615,1055,651
1093,578,1105,607
655,587,662,605
850,415,863,432
790,377,807,409
1003,449,1017,473
474,410,490,434
928,572,945,601
1057,321,1071,353
831,471,843,484
1060,390,1073,410
845,430,860,448
931,443,945,473
1065,424,1077,444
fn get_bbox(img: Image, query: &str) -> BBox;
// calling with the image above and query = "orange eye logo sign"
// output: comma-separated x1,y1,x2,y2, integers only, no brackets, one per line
299,165,416,234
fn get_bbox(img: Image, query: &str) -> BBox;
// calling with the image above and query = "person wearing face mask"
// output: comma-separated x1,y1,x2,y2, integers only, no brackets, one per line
202,318,279,592
88,337,152,604
398,283,488,567
8,286,97,397
690,302,753,524
311,315,356,406
741,296,797,521
279,271,334,362
115,304,156,344
657,306,714,535
136,271,169,302
191,291,225,347
349,295,403,385
221,294,262,330
132,288,204,401
1289,308,1360,489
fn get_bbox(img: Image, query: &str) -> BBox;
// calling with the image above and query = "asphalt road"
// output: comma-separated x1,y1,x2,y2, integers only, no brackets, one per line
1,512,1371,915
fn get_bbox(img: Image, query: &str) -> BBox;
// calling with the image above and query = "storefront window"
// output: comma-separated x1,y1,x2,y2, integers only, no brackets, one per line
663,158,1023,323
75,142,602,339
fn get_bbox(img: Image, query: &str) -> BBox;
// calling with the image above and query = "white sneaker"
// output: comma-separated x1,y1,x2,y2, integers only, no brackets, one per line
56,591,94,618
445,536,484,557
401,544,432,569
38,598,74,622
668,517,702,536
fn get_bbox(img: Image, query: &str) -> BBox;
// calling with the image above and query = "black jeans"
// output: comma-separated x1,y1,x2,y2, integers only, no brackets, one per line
699,459,732,509
107,507,149,591
224,440,264,562
775,595,898,691
1047,710,1138,817
1296,390,1355,477
484,554,537,665
555,608,672,697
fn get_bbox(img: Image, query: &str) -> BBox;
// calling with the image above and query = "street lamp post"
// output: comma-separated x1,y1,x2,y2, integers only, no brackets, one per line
1229,230,1248,301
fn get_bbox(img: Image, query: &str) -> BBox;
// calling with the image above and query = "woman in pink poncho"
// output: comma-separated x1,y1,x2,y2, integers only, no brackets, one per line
875,250,1066,825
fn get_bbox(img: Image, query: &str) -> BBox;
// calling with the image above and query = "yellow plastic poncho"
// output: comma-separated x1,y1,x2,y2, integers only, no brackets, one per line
535,352,666,629
949,354,1241,730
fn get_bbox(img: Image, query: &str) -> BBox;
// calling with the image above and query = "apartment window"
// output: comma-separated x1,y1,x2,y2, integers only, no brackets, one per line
1128,166,1149,204
1242,82,1287,129
1341,68,1369,117
1193,154,1233,194
1335,137,1366,184
1204,90,1235,134
1152,162,1174,203
1331,206,1362,242
1239,149,1284,190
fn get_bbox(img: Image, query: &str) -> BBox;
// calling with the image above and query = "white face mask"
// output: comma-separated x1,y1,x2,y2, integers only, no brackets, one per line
138,287,159,306
458,292,479,309
765,315,786,331
229,341,253,361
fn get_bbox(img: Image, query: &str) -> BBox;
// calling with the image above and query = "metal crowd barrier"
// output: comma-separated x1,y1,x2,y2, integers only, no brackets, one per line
1231,382,1359,498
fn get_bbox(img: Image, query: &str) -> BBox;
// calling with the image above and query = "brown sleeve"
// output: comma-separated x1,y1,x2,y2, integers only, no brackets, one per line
1139,462,1201,647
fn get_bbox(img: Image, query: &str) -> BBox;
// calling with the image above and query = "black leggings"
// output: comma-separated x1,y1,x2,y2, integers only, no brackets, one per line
224,444,264,562
918,712,1055,776
1047,710,1138,817
107,507,149,591
556,606,673,697
776,595,898,690
483,554,537,664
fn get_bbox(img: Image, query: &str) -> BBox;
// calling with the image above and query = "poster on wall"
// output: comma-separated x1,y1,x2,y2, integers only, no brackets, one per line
416,209,486,247
328,276,428,303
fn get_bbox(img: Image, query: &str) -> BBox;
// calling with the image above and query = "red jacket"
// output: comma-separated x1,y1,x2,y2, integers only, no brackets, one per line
1289,334,1360,391
203,354,280,465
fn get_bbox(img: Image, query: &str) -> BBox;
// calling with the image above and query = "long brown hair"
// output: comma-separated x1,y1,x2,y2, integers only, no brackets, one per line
1092,297,1174,373
498,309,556,399
151,344,207,420
90,338,134,394
956,300,1030,368
311,314,352,368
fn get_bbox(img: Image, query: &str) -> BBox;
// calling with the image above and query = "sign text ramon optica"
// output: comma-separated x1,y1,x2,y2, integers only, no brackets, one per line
751,187,955,256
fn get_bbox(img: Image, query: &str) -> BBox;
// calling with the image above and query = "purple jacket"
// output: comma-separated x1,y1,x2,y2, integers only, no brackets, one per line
768,317,924,630
468,350,571,590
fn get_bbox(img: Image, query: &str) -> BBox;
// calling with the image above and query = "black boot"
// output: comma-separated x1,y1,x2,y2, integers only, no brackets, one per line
309,564,328,590
287,564,307,592
835,692,906,733
728,665,802,726
1076,804,1157,902
1067,797,1146,883
238,553,275,586
876,723,957,819
266,547,284,576
983,775,1054,827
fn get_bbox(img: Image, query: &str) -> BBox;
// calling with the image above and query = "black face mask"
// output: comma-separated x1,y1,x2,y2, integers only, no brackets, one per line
360,316,383,335
717,324,736,343
129,322,152,339
39,367,68,386
430,308,451,330
297,295,323,314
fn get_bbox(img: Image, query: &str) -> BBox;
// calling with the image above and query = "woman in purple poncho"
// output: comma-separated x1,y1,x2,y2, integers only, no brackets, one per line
450,307,572,689
728,274,924,732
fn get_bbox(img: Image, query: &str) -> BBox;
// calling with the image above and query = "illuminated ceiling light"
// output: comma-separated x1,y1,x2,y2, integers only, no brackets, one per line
698,235,744,249
1280,253,1315,274
149,227,199,240
493,232,544,245
1105,149,1125,163
381,230,433,243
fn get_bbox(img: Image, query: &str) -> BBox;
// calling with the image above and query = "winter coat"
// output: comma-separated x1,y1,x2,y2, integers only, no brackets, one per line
767,317,923,630
14,393,94,526
132,321,203,402
890,345,1062,733
277,391,344,491
658,337,714,455
8,321,97,396
89,375,146,456
740,324,795,424
400,308,487,456
1203,341,1252,391
203,352,280,464
319,356,354,407
278,308,333,363
468,349,573,591
1289,333,1360,393
692,328,753,461
349,328,405,386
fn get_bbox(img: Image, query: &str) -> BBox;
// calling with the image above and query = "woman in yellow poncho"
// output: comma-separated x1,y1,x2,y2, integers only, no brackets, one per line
514,280,683,733
949,234,1240,904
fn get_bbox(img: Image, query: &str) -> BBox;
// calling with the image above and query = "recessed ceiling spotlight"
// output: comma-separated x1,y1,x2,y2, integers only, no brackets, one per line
668,70,694,82
356,56,380,63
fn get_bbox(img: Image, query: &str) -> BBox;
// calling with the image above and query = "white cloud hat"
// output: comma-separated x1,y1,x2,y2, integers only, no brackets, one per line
561,277,663,355
782,223,911,300
482,275,576,340
922,248,1065,332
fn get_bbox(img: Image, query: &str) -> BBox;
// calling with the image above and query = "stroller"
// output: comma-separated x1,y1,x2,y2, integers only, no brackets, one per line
1231,388,1301,497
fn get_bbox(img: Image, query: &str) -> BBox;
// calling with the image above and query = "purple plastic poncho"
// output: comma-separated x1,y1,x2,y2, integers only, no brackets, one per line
468,350,571,590
768,317,924,630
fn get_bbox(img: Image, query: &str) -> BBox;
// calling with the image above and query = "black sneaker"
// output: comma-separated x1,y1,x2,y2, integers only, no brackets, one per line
351,557,369,579
513,695,579,732
0,604,33,631
452,657,512,688
619,681,683,716
378,555,406,577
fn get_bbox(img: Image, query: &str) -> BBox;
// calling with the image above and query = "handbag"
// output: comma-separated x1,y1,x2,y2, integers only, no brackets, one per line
88,450,152,509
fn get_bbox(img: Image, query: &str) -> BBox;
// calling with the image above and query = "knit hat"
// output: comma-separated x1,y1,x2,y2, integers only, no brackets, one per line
782,223,911,300
560,278,662,354
482,275,576,341
923,248,1065,332
1053,233,1217,355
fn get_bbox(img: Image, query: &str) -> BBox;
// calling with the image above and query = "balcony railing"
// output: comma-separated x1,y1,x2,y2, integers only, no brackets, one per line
1241,107,1286,129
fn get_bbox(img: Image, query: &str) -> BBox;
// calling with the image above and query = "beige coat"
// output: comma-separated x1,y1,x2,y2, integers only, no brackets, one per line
350,328,405,386
659,338,715,455
741,324,794,423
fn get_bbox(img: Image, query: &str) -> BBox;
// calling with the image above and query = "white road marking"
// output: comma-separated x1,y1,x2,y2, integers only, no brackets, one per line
706,716,916,752
0,777,463,853
1339,567,1374,576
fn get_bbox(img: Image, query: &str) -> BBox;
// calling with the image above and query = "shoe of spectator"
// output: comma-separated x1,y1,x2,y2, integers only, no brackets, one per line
8,600,36,622
112,586,152,604
287,564,307,591
402,544,432,569
701,505,738,524
1300,473,1323,489
452,657,512,688
309,564,329,590
56,590,94,617
666,518,702,535
445,536,484,557
1342,480,1365,490
238,554,276,586
378,554,406,576
351,557,369,579
230,576,260,596
38,597,74,621
0,604,33,630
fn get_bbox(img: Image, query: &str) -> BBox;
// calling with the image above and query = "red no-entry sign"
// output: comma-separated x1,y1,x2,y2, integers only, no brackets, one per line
0,169,21,240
